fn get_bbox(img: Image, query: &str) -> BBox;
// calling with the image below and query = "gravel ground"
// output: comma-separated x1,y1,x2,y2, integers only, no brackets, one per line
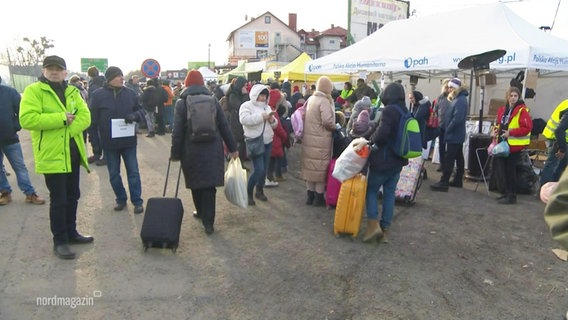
0,131,566,320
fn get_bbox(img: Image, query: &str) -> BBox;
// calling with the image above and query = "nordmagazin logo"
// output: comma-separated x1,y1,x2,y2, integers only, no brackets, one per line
404,57,429,69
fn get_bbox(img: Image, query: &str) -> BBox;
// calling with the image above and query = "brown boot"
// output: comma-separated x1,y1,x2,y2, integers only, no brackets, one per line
25,193,46,205
362,220,383,242
378,228,389,243
0,191,12,205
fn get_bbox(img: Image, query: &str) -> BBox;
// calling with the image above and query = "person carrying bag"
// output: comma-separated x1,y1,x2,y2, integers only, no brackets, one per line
239,84,278,206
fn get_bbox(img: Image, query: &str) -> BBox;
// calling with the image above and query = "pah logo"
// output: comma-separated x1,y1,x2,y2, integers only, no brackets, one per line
404,57,429,69
308,64,322,72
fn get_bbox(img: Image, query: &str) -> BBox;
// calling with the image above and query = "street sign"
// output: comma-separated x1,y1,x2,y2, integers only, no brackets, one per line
141,59,161,78
81,58,108,72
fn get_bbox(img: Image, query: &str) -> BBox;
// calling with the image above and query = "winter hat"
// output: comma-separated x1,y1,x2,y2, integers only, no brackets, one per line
104,66,123,82
448,78,462,89
354,96,372,110
412,91,424,102
184,70,204,87
351,110,373,137
316,76,333,95
268,89,282,109
335,111,346,127
293,85,300,93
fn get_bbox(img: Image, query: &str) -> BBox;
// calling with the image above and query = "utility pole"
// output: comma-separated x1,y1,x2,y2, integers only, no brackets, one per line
208,44,211,69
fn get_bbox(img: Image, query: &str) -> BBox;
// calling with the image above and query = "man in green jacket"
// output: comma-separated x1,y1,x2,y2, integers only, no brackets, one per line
19,55,93,260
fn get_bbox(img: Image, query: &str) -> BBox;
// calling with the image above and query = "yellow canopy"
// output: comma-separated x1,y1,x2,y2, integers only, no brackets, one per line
261,52,350,83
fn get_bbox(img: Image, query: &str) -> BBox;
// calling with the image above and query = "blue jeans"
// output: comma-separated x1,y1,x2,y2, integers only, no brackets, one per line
105,147,143,206
0,142,37,195
540,140,567,186
247,143,272,194
365,167,401,230
164,105,174,128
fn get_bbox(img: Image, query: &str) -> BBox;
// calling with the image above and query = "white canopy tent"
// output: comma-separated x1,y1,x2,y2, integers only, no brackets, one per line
197,66,219,82
305,2,568,74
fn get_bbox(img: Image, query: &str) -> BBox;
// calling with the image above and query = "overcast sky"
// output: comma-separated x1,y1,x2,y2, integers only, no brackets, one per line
1,0,566,74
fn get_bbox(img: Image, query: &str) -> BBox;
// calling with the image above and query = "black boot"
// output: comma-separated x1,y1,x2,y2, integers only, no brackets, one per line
248,190,256,206
306,190,315,205
449,178,463,188
498,194,517,205
255,187,268,201
430,181,449,192
313,193,325,207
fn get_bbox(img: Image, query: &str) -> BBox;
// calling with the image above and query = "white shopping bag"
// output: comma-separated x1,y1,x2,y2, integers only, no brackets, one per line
332,137,370,183
224,158,248,208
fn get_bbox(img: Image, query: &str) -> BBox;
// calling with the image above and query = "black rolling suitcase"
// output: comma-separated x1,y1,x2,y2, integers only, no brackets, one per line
140,160,184,253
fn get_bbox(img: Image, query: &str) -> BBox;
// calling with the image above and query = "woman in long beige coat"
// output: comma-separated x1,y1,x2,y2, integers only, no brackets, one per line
301,76,336,206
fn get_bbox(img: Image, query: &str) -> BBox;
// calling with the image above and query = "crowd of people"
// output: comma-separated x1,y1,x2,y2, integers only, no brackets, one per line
4,54,568,260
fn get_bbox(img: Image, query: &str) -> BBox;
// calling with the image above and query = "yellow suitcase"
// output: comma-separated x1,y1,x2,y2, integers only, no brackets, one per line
333,173,367,238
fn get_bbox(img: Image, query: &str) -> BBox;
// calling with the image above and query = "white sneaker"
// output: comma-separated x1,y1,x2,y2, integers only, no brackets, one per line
265,179,279,187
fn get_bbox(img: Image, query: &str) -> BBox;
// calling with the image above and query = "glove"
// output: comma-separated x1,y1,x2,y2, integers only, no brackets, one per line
125,113,137,124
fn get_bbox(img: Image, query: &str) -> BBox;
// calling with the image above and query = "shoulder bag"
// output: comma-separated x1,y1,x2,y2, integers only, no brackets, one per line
245,121,266,158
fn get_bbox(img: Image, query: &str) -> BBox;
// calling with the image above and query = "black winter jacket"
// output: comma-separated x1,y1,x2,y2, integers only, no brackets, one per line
171,85,237,190
0,85,21,146
90,85,145,150
368,103,409,171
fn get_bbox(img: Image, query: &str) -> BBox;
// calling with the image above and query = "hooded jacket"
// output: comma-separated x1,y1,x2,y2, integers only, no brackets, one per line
19,77,91,174
239,84,277,144
301,76,336,182
368,82,409,171
226,77,249,142
411,95,434,148
346,96,372,136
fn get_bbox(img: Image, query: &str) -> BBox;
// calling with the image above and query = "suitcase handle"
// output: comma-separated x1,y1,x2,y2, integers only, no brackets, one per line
163,159,182,198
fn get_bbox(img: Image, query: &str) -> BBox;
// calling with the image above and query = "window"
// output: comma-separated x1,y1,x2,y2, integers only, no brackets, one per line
265,16,271,24
329,40,336,44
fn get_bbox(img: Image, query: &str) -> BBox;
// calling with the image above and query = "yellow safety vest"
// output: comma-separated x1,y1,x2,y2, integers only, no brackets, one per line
507,106,531,146
543,99,568,141
340,89,354,100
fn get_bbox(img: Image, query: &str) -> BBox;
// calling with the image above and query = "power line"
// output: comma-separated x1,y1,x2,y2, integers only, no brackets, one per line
551,0,562,30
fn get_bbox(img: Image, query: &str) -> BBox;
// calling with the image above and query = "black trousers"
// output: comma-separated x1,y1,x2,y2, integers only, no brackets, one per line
441,142,464,183
155,106,166,134
44,159,81,245
495,151,521,196
191,187,217,228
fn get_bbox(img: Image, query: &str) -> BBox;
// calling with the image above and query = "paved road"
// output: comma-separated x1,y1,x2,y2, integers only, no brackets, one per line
0,131,565,319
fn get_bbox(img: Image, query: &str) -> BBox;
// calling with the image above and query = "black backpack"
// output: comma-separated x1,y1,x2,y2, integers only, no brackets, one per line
185,95,217,142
